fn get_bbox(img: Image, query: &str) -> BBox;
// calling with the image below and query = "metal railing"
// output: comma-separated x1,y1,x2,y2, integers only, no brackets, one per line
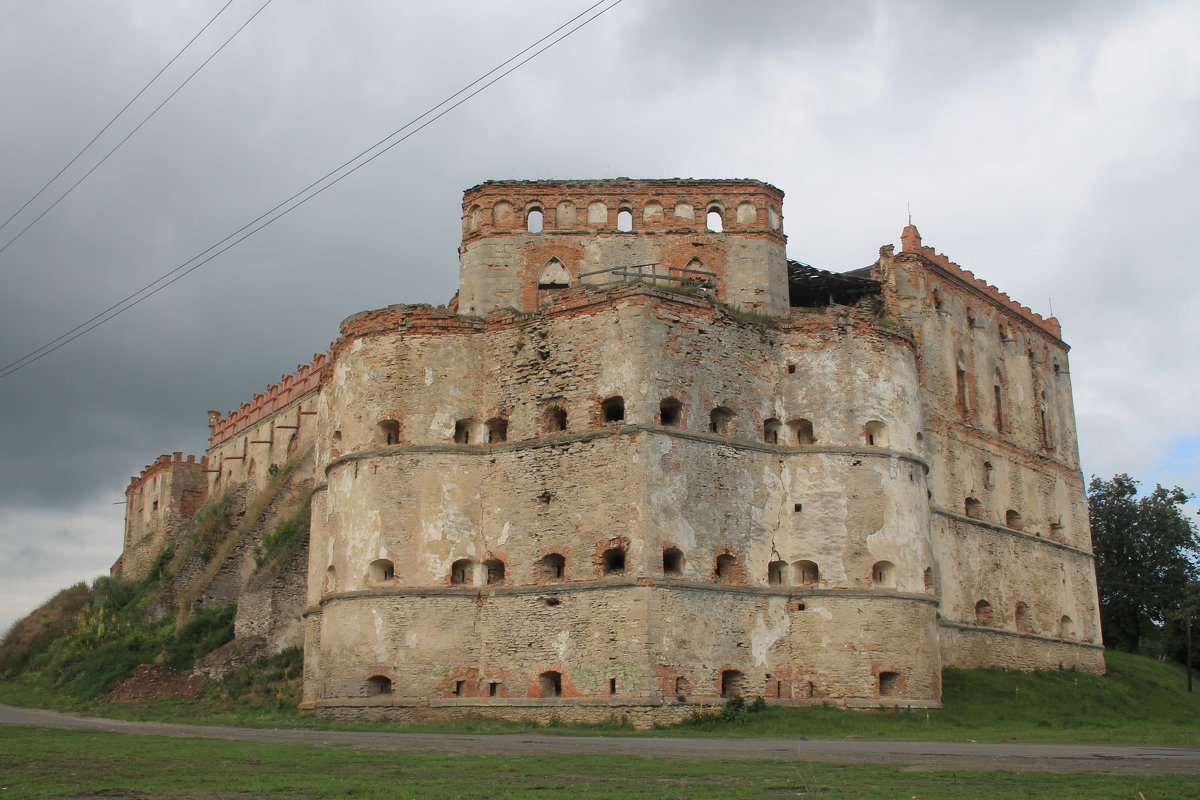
577,262,716,289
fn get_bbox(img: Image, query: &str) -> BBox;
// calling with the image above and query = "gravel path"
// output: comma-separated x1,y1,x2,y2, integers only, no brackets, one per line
2,703,1197,774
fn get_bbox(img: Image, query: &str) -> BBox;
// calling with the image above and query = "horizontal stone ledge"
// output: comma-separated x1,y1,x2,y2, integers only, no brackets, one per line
307,580,940,611
931,507,1093,558
309,695,931,710
938,619,1103,650
324,428,929,476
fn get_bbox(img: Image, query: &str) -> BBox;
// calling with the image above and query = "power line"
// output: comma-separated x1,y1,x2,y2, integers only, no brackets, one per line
0,0,274,259
0,0,624,382
0,0,236,239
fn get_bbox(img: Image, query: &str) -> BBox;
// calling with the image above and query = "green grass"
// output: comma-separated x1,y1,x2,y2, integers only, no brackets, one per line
1,727,1196,800
652,651,1200,745
1,650,1197,746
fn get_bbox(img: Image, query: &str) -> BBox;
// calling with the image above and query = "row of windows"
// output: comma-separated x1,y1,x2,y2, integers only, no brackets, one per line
954,363,1055,450
365,667,902,700
352,551,920,590
367,401,890,449
465,199,782,234
973,600,1078,639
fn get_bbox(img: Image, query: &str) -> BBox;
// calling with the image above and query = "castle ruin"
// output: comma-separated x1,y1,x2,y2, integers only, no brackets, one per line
116,178,1103,726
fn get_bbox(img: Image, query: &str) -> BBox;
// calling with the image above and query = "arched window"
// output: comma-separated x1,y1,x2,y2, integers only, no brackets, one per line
555,201,576,228
674,202,694,221
587,201,607,225
714,552,738,583
767,204,781,230
923,567,934,592
376,419,400,446
659,397,682,426
1059,615,1075,638
1006,510,1023,530
484,558,505,585
789,418,815,445
368,559,395,586
451,559,475,586
543,405,567,433
616,208,633,232
794,560,819,586
983,461,994,489
965,497,984,519
1015,601,1033,633
537,258,571,289
763,418,783,444
486,418,508,444
526,207,544,233
864,420,888,447
993,370,1005,431
709,407,734,434
736,201,756,224
975,600,994,625
767,560,787,585
642,201,663,223
662,547,684,575
879,671,901,697
602,547,626,575
720,668,744,697
1039,391,1053,448
323,565,338,594
871,561,896,588
538,670,563,697
493,200,514,227
706,206,724,232
454,418,482,445
466,205,481,232
956,358,971,414
366,675,392,695
600,396,625,423
538,553,565,581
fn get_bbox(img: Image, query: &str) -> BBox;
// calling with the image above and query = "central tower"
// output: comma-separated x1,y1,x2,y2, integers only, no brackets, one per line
458,178,789,315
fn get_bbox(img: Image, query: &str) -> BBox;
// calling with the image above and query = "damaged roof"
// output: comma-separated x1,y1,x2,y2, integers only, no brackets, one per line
787,260,881,308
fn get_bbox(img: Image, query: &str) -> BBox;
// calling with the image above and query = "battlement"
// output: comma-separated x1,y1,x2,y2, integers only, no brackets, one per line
461,178,785,243
207,352,330,448
126,451,207,496
899,224,1061,338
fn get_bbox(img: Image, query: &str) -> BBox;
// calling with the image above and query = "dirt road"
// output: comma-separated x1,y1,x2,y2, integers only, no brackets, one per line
2,703,1196,774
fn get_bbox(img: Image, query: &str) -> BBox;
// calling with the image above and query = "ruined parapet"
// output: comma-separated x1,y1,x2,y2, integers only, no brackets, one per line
119,452,209,581
457,178,789,316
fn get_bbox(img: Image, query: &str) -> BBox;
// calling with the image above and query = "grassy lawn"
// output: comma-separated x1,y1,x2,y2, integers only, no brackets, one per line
0,726,1196,800
3,650,1197,747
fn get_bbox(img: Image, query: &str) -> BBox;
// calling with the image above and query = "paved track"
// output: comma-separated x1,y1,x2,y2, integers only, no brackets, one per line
2,704,1197,774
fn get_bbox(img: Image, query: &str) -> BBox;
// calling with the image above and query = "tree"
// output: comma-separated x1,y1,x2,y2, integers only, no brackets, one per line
1088,474,1200,654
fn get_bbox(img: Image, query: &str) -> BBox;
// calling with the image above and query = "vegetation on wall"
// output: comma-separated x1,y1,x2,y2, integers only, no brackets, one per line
253,499,311,573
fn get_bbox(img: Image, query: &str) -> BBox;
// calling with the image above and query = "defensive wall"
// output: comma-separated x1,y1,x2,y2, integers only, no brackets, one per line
117,177,1104,726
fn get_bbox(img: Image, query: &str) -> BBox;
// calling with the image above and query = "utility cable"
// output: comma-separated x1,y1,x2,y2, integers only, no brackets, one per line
0,0,624,381
0,0,274,259
0,0,236,239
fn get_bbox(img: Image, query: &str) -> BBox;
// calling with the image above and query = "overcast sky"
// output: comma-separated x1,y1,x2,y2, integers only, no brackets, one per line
1,0,1197,635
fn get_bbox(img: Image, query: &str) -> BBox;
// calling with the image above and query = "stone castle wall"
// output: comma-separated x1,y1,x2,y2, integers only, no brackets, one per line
119,177,1104,724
